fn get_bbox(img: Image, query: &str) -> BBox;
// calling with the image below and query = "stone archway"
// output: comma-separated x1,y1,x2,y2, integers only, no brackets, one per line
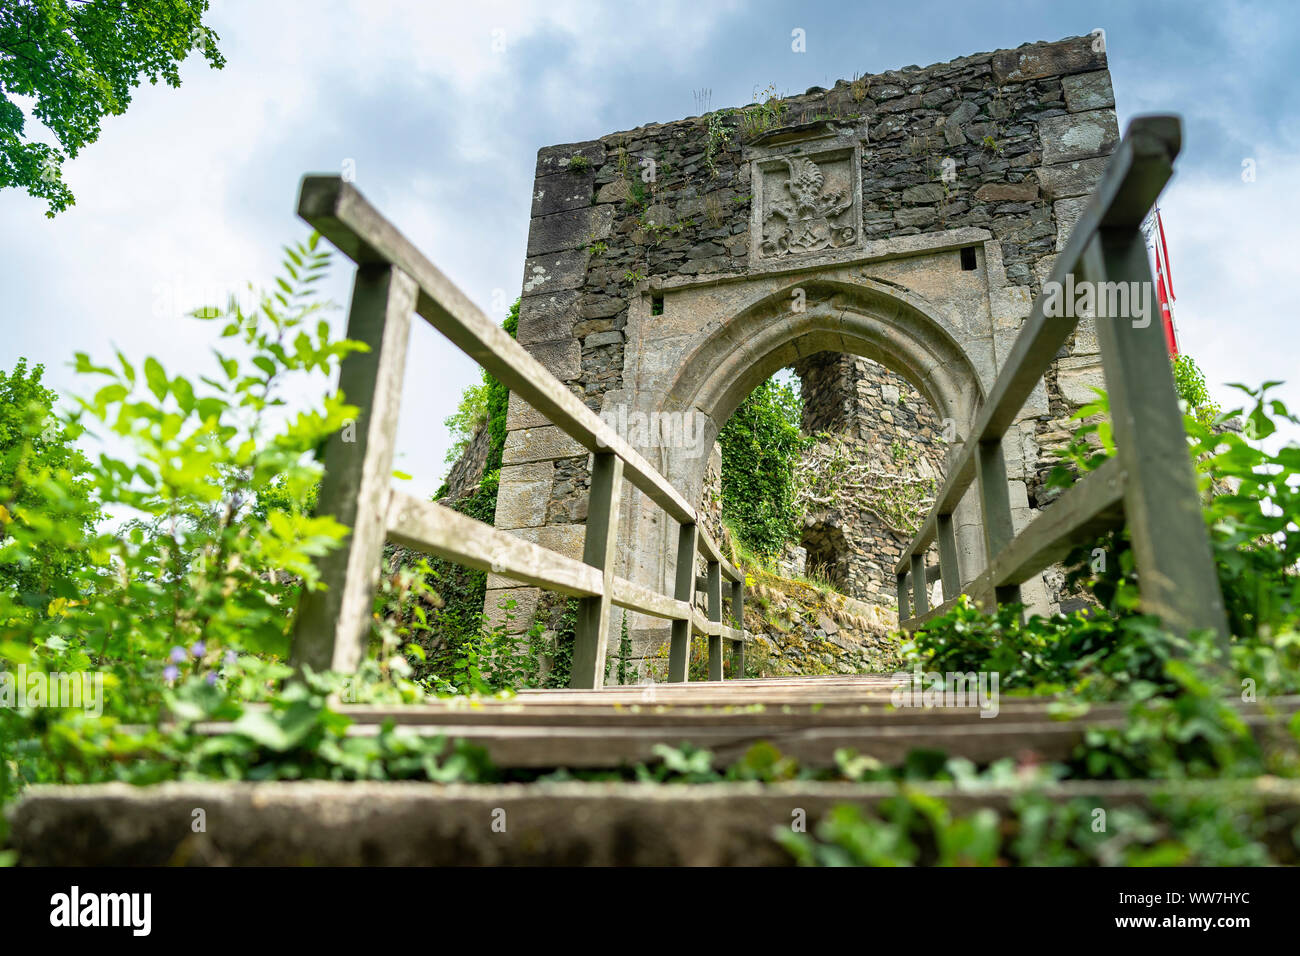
483,35,1119,668
614,263,1003,658
649,274,983,507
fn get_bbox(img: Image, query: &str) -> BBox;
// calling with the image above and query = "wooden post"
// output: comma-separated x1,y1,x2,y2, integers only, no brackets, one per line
667,522,697,682
729,578,744,678
936,513,961,604
910,553,929,616
706,560,723,681
290,264,416,674
570,452,623,688
974,438,1022,609
896,570,911,621
1092,228,1230,642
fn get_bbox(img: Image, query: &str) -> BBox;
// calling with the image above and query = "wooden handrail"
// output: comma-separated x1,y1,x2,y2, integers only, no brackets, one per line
289,177,745,686
895,115,1228,645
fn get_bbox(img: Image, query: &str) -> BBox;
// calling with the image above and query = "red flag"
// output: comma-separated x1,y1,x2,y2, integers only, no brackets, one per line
1155,260,1177,355
1156,209,1174,302
1145,209,1179,356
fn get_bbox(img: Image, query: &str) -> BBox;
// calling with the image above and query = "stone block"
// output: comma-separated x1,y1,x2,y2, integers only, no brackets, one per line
901,182,946,204
500,461,554,485
531,172,593,218
945,99,980,128
528,338,580,380
521,249,589,297
535,141,604,179
1039,109,1119,166
512,524,588,562
517,290,579,345
991,36,1106,84
974,182,1039,202
1071,316,1100,355
596,179,633,204
505,394,553,431
502,426,586,465
894,207,938,228
1053,196,1090,251
1062,70,1115,112
1058,360,1106,406
493,479,551,530
484,586,541,633
527,205,614,257
1022,379,1050,418
1036,156,1107,201
991,285,1032,330
585,330,624,348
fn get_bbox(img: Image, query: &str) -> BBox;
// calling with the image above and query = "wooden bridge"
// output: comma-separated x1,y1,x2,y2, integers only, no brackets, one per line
11,117,1300,866
277,113,1233,776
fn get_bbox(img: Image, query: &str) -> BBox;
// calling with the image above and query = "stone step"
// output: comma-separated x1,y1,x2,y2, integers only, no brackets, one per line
10,778,1299,866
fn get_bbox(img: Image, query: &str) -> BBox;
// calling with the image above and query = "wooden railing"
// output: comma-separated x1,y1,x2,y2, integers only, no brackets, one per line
896,115,1228,642
286,176,745,688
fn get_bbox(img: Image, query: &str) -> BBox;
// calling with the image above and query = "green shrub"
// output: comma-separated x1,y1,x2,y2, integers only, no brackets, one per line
718,376,807,556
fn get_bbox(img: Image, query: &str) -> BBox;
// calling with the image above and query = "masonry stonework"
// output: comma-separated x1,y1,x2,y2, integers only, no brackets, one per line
787,353,948,608
486,35,1120,676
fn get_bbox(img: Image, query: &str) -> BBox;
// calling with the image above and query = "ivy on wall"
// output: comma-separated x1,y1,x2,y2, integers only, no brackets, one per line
718,376,807,557
418,301,520,670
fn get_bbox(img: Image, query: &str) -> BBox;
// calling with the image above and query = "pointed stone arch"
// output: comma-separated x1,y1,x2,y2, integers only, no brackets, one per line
652,276,985,507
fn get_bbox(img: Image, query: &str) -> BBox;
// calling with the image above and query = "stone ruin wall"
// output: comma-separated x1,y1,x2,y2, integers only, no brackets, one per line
786,353,948,608
484,34,1121,668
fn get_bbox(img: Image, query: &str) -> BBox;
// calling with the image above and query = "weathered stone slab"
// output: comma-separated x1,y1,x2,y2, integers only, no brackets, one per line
504,395,553,431
535,140,605,179
484,586,540,632
528,339,580,380
509,524,587,562
991,284,1033,330
584,330,624,348
526,205,614,257
516,291,579,345
1039,109,1119,165
493,479,550,530
1062,70,1115,112
502,425,586,465
975,182,1039,202
531,172,593,218
1053,196,1090,251
1058,358,1106,405
991,36,1105,84
596,178,632,204
1036,156,1107,200
500,461,554,485
521,249,589,297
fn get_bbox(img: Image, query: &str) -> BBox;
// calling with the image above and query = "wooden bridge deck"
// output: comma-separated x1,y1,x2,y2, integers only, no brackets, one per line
24,679,1300,865
233,678,1299,772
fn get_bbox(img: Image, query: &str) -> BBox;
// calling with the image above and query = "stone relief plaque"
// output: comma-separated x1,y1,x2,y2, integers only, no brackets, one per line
750,138,862,261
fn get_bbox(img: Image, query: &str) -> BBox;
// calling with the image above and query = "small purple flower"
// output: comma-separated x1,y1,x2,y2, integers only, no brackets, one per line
169,646,186,664
224,650,237,666
190,641,206,659
163,664,179,682
205,671,218,685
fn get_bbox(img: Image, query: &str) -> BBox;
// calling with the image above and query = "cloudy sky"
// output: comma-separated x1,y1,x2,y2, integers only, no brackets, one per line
2,0,1297,499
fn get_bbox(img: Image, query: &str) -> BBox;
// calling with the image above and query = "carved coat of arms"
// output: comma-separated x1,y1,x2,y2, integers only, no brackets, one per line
760,157,857,257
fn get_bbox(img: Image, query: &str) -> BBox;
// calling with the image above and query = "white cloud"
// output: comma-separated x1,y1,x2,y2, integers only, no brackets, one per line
1162,147,1300,447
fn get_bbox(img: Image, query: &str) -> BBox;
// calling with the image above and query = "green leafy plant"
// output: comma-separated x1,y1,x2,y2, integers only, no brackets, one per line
1173,353,1221,426
718,376,808,556
1,0,225,215
0,234,374,805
